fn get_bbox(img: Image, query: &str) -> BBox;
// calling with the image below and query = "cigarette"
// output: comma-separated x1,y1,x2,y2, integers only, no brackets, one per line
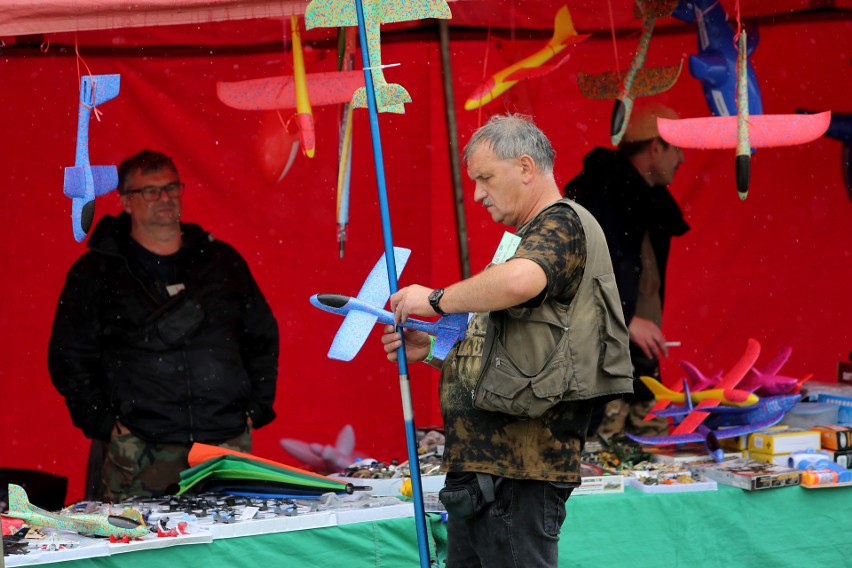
665,341,681,347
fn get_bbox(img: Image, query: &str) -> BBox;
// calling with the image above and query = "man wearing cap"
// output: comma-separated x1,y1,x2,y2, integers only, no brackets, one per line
564,101,690,438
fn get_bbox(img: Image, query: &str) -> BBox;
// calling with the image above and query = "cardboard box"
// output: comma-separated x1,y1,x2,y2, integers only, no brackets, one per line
574,475,624,496
748,428,820,454
812,425,852,451
826,448,852,469
720,434,749,452
839,361,852,385
646,445,743,464
748,451,793,467
691,458,800,490
816,394,852,424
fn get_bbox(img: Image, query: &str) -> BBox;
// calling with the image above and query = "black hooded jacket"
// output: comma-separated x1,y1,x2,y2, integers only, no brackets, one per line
564,148,690,326
48,213,279,443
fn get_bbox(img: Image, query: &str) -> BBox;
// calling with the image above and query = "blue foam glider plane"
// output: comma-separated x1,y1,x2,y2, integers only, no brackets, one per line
673,0,762,118
310,248,468,362
64,74,121,242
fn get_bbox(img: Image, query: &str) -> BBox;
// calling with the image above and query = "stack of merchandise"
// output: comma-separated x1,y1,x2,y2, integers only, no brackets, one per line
179,444,353,498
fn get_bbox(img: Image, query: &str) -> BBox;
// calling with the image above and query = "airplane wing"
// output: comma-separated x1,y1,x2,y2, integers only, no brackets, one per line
717,338,761,390
658,112,831,149
326,247,410,361
217,71,365,111
711,411,789,440
625,430,705,446
671,404,715,435
760,345,793,376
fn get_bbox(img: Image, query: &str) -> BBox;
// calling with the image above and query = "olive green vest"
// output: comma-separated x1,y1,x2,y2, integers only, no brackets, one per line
473,199,634,419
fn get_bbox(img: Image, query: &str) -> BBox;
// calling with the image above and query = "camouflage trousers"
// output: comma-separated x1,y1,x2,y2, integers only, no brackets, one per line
594,397,669,440
103,429,252,503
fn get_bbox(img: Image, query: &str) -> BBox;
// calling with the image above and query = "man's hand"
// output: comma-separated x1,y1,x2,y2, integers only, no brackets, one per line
380,325,432,363
628,316,669,359
390,285,436,324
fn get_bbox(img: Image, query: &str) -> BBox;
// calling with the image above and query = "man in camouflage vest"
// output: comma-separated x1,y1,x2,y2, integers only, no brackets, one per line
380,115,633,568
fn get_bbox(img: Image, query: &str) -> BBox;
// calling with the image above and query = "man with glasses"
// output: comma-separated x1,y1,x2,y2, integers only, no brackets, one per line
48,150,279,502
564,101,690,440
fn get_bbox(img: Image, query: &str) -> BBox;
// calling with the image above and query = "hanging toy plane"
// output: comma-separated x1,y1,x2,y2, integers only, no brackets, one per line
672,0,762,118
5,484,149,540
310,248,468,361
64,74,120,242
578,0,682,146
464,4,590,111
305,0,451,113
657,30,830,199
290,15,316,157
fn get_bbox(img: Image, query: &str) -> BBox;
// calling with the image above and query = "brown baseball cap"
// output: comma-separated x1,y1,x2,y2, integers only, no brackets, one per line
622,101,679,143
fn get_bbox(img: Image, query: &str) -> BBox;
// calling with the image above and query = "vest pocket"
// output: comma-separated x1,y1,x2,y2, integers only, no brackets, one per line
592,274,633,378
473,327,570,419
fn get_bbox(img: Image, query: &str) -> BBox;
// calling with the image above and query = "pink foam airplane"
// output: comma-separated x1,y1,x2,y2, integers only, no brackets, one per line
644,338,762,435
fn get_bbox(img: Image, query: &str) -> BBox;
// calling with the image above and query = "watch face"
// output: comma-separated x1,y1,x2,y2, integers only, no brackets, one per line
428,288,445,314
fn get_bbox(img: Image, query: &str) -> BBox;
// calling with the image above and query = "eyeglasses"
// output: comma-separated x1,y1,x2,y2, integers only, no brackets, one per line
122,182,185,202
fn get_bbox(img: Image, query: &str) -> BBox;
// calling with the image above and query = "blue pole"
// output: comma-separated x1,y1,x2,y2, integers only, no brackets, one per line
352,1,431,566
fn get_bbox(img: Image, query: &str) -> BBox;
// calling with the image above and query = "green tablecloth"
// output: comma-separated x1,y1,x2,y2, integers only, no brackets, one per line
19,484,852,567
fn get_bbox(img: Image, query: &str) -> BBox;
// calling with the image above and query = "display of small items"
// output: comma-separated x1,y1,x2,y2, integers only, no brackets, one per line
119,493,311,525
583,436,653,472
341,430,445,481
629,462,701,486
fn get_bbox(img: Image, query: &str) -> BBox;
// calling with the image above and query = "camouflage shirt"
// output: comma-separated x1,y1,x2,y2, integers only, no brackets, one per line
439,201,593,484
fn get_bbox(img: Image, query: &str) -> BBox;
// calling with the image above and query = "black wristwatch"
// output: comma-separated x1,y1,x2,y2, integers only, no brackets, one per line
428,287,448,316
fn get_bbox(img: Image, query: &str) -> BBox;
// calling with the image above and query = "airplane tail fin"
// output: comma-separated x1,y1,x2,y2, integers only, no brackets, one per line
352,83,412,114
63,166,117,200
81,74,121,107
432,313,469,361
638,376,678,400
551,6,590,48
793,373,814,394
7,484,32,515
90,166,119,198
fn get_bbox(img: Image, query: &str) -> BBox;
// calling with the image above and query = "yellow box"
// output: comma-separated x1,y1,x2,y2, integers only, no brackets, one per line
748,428,821,454
748,451,793,467
720,434,749,451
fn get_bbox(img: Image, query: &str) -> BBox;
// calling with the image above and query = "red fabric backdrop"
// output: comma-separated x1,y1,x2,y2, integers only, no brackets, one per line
1,10,851,501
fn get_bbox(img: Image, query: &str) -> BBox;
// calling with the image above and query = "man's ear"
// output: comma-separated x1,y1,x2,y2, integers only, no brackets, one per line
119,193,133,214
518,154,536,183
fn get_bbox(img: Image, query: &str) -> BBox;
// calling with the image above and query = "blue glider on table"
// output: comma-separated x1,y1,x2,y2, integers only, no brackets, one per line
310,247,468,362
64,74,121,242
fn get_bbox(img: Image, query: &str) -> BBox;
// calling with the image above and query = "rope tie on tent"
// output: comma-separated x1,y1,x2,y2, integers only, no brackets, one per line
39,37,49,53
475,25,492,127
606,0,621,84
